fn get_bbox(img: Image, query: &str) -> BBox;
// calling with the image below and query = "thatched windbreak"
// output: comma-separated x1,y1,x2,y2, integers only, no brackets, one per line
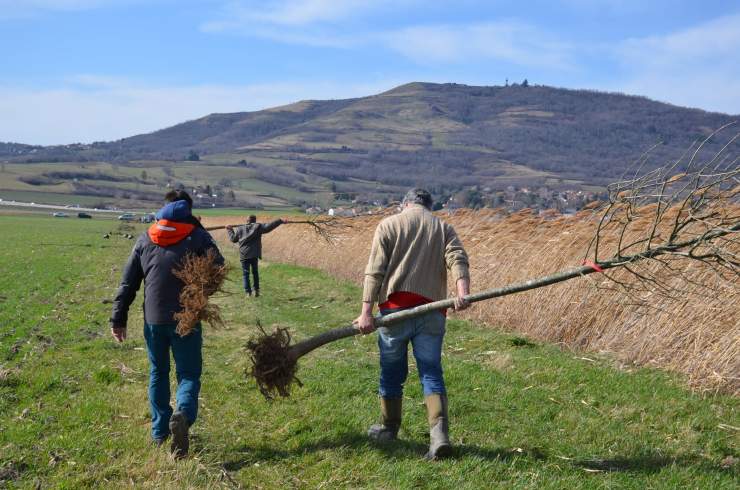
242,207,738,395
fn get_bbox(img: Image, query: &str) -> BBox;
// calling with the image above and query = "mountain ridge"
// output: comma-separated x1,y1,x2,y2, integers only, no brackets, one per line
3,82,737,201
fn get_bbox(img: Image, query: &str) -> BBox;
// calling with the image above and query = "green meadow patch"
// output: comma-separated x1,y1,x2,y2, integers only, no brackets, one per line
0,216,737,488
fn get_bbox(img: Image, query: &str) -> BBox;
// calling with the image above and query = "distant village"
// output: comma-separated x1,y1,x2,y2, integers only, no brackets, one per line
303,184,607,217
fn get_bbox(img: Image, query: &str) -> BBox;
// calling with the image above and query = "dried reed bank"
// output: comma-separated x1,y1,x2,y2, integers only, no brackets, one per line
204,210,739,395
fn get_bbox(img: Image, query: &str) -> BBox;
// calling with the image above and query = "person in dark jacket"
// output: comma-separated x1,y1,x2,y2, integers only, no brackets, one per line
110,190,224,458
226,215,286,297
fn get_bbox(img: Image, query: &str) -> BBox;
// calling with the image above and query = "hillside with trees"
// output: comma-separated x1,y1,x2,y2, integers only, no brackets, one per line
1,82,736,208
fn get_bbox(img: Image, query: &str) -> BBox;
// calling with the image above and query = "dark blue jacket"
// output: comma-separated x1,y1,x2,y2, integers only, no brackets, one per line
110,202,224,326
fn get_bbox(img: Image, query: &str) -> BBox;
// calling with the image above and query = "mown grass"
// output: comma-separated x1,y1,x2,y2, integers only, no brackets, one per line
0,216,737,488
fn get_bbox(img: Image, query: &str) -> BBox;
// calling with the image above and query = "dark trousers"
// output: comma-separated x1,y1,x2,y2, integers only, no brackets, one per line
143,323,202,441
241,258,259,292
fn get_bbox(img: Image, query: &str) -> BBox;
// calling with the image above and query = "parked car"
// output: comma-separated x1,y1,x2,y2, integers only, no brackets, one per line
139,213,155,223
52,212,68,218
77,212,92,219
117,213,136,221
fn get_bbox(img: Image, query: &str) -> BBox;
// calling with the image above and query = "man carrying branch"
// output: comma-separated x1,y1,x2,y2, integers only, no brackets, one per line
110,190,224,458
226,215,287,297
355,188,471,460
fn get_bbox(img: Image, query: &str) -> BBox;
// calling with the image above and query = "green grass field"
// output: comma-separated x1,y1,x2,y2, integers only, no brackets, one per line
0,160,322,210
0,216,737,488
0,190,112,207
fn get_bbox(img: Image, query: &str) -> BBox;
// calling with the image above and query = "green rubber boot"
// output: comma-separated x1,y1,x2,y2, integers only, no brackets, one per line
367,398,402,442
424,394,452,460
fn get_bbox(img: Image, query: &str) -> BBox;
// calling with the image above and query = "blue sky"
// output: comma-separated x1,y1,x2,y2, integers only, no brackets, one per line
1,0,739,144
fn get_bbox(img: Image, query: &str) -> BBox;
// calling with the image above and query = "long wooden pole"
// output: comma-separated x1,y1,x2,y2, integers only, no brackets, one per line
205,220,333,232
286,221,739,359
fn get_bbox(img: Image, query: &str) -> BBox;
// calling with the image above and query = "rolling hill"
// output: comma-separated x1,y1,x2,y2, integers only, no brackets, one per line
1,82,737,208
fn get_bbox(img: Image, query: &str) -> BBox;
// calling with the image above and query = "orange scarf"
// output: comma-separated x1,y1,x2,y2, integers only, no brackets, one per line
147,219,195,246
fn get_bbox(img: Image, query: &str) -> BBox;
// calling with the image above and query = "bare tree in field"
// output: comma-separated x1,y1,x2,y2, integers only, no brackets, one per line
246,126,740,399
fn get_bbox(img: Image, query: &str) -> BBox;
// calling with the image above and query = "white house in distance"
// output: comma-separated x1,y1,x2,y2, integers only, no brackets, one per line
328,207,356,217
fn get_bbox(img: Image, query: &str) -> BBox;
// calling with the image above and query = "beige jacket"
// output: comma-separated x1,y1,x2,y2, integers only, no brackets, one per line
362,205,470,304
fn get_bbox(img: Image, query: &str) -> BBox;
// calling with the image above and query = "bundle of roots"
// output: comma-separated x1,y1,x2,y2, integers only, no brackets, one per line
245,324,301,400
245,322,360,400
173,249,228,336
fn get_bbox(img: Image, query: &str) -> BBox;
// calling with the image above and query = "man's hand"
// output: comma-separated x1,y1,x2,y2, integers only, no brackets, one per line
453,296,470,311
281,217,289,224
453,277,471,311
354,313,376,334
353,301,376,334
111,324,127,343
225,225,233,230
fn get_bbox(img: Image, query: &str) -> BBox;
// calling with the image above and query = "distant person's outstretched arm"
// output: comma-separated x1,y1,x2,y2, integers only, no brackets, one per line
261,219,285,234
226,225,239,243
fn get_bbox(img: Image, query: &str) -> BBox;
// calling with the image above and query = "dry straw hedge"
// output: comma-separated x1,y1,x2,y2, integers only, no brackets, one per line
205,209,739,395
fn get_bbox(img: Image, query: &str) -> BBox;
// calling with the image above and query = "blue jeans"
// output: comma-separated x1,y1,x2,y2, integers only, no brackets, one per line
143,323,203,441
377,309,446,398
241,258,259,292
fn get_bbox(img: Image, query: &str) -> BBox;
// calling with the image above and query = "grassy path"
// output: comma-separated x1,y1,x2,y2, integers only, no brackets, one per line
0,216,737,488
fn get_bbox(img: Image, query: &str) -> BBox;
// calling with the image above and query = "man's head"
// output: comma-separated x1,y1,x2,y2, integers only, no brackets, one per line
164,190,193,209
402,188,433,210
248,215,257,224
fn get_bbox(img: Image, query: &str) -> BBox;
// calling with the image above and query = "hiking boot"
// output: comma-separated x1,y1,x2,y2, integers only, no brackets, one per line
169,411,190,459
254,289,260,297
152,437,167,448
424,394,452,460
245,290,252,297
368,398,402,442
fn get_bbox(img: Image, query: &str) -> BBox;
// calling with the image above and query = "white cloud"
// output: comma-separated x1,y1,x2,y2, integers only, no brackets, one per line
611,13,740,114
382,22,574,69
203,2,575,70
0,77,402,145
238,0,384,26
618,13,740,66
201,21,357,48
201,0,393,33
616,72,740,115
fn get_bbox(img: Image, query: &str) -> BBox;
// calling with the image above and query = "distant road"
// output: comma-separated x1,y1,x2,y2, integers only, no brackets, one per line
0,199,122,214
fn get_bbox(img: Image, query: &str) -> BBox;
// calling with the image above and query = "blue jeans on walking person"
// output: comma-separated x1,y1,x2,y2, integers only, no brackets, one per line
143,323,202,441
377,309,446,398
241,258,259,293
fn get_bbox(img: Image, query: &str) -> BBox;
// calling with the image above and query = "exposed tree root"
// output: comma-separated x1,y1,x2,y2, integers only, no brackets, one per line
173,249,228,336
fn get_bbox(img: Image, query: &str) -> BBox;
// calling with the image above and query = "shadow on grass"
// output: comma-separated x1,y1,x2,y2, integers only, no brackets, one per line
221,432,733,477
221,431,545,471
